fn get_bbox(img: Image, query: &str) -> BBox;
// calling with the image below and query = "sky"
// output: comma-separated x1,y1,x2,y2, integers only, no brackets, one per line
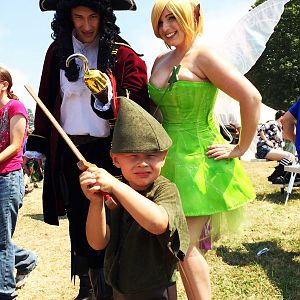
0,0,255,110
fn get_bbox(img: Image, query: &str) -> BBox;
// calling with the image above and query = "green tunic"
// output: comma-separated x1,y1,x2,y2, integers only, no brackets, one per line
104,176,189,294
148,80,255,217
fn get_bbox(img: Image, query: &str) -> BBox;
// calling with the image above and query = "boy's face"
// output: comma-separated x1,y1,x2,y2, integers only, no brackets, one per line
71,6,100,44
110,151,167,191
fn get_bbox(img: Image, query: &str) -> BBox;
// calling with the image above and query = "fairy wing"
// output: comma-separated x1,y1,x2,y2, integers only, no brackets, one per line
214,0,290,121
213,0,290,156
218,0,291,75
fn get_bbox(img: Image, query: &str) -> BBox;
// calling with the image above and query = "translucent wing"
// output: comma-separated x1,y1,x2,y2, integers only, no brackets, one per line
213,0,290,159
219,0,291,75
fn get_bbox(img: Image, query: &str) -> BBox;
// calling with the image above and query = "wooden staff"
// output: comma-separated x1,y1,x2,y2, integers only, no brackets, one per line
24,83,118,209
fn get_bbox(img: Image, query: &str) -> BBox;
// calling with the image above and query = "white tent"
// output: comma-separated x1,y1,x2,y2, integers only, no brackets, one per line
214,91,277,160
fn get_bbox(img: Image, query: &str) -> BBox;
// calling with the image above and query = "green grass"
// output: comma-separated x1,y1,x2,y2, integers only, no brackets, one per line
15,161,300,299
206,161,300,300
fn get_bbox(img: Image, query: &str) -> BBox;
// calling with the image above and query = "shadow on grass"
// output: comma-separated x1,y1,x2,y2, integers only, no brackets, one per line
256,189,300,205
256,191,286,204
216,241,300,299
24,213,44,221
24,213,68,221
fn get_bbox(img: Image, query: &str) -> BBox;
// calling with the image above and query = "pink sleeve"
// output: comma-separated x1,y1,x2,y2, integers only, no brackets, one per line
8,100,28,121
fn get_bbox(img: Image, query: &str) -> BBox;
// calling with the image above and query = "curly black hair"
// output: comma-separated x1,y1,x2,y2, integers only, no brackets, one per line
51,0,120,81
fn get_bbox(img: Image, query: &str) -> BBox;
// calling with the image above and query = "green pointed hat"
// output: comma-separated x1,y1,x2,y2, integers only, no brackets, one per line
111,97,172,153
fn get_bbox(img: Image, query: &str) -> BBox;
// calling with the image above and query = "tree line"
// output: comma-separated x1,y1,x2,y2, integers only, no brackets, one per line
246,0,300,110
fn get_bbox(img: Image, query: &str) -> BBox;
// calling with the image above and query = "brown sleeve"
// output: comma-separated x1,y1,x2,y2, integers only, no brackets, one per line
147,178,190,261
34,42,60,140
114,46,150,112
27,42,60,154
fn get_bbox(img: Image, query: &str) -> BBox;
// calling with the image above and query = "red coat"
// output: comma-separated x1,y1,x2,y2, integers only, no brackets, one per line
27,41,150,225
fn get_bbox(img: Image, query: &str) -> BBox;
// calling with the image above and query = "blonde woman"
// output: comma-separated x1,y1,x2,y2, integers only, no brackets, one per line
149,0,262,299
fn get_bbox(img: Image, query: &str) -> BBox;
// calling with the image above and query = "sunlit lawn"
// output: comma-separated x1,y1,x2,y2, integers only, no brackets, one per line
15,161,300,299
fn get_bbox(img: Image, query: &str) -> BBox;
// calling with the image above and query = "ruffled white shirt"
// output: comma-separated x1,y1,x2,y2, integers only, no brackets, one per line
60,31,110,137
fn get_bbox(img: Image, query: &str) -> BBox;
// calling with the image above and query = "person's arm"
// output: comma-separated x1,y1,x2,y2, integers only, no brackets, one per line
111,180,169,235
80,172,110,250
281,111,296,143
80,167,169,235
198,46,261,160
86,196,109,251
258,130,274,147
0,114,26,163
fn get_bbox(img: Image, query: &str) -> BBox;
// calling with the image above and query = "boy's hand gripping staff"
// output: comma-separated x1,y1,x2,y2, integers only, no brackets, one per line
24,84,119,210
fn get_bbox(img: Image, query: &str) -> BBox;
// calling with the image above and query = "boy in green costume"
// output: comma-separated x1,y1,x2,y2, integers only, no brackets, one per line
80,97,189,299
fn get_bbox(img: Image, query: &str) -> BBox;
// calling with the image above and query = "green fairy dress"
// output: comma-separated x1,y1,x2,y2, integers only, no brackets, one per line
148,79,255,218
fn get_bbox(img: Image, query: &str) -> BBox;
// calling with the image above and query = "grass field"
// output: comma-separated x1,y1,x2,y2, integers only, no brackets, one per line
15,161,300,299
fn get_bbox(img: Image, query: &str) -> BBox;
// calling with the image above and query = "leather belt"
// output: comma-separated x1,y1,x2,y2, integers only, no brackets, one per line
68,135,104,146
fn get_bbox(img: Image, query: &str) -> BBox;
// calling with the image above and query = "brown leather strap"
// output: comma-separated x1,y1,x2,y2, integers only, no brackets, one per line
68,135,105,146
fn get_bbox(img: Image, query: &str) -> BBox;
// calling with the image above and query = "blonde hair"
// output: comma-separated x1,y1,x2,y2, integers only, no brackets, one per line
151,0,203,47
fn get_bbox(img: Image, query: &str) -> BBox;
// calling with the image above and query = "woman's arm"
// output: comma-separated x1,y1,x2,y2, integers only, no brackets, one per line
0,114,26,164
198,46,262,159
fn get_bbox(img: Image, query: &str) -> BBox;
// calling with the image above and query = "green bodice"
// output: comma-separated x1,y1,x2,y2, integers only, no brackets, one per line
148,80,255,216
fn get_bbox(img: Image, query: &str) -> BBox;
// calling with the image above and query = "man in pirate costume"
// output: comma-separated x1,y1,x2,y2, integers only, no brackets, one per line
23,1,149,299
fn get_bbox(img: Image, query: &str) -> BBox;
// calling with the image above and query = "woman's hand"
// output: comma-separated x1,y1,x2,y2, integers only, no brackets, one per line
206,143,245,160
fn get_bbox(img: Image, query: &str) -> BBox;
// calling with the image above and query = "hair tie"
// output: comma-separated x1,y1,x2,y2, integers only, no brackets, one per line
8,90,19,100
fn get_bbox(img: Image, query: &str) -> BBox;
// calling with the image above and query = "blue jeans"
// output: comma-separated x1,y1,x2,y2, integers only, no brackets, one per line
0,170,38,299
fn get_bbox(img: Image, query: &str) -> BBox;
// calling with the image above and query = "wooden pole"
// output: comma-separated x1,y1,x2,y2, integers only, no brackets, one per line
24,83,118,209
24,83,88,168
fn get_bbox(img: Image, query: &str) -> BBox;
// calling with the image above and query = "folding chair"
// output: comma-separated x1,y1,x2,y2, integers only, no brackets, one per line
284,159,300,205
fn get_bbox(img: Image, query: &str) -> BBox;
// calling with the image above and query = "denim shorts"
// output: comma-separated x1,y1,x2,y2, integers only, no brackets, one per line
256,144,272,159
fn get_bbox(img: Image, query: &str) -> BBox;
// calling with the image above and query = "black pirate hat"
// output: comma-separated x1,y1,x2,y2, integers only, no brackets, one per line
39,0,137,11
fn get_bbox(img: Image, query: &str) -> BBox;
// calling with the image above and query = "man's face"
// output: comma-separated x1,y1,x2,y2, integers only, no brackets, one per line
71,6,100,43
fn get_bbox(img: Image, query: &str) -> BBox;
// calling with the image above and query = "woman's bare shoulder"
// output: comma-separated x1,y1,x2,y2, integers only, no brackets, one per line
151,51,172,73
191,39,221,64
